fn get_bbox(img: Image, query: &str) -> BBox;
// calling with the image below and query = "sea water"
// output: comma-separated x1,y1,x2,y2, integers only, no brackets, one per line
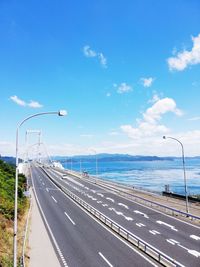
62,158,200,195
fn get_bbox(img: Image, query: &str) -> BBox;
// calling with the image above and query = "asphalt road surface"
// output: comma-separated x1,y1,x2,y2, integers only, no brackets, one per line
31,164,159,267
42,166,200,267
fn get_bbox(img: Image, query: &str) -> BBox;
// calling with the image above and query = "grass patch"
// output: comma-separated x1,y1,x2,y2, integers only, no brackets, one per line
0,160,28,266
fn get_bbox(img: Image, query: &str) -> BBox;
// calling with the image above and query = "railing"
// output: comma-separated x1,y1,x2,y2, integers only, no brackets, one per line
50,166,200,222
42,167,185,267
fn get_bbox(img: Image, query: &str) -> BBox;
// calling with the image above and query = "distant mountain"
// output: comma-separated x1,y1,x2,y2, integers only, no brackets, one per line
0,156,16,165
53,153,175,163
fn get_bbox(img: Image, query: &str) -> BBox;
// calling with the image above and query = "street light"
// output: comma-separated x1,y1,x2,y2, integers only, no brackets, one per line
90,149,98,177
14,110,67,267
163,136,189,214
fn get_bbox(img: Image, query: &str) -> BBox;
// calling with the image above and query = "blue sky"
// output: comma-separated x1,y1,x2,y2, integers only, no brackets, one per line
1,0,200,157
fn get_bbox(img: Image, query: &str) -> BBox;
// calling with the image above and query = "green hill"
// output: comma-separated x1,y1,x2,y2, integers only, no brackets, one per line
0,160,27,266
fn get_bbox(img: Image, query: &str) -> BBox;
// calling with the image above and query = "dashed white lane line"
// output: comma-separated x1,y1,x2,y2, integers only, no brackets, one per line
102,204,108,207
64,212,76,225
51,196,57,203
166,239,179,245
106,197,114,202
46,188,49,192
149,230,160,235
97,201,102,204
190,235,200,241
98,252,113,267
134,210,149,218
42,182,45,186
136,223,146,228
118,203,129,209
156,220,178,231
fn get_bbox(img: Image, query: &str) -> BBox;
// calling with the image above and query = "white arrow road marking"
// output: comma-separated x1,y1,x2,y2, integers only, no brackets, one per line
178,244,200,258
91,189,96,193
190,235,200,241
136,223,146,227
115,211,123,215
98,252,113,267
106,197,114,202
134,210,149,218
85,187,89,190
97,193,104,197
156,220,178,231
46,188,49,192
64,212,75,225
51,196,57,203
124,216,133,221
118,203,129,209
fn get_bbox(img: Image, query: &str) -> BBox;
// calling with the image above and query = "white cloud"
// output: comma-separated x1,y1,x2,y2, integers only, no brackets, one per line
10,95,43,108
28,100,43,108
168,33,200,71
106,92,111,97
117,83,132,94
10,95,26,106
83,45,96,57
80,134,94,138
121,97,183,139
109,131,119,136
148,94,160,104
83,45,107,67
141,77,155,87
188,116,200,121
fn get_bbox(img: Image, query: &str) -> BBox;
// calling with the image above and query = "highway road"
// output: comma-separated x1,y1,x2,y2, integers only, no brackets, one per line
43,166,200,267
31,164,158,267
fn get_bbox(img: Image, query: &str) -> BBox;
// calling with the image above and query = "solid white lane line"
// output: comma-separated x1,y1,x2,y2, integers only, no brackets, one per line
31,169,68,267
51,196,57,203
42,168,158,267
190,235,200,241
46,188,49,192
156,220,178,231
64,212,75,225
98,252,113,267
118,203,129,209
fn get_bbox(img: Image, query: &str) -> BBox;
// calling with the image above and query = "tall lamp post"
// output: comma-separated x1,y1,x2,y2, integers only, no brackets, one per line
14,110,67,267
163,136,189,214
90,149,98,176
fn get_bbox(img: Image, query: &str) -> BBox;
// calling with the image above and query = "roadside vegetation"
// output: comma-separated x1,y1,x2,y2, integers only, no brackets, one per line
0,159,28,267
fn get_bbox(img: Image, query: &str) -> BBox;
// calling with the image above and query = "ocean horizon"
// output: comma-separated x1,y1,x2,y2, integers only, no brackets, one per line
62,158,200,196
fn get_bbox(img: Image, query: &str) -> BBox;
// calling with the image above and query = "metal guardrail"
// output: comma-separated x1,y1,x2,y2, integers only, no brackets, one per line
50,166,200,222
92,179,200,221
42,167,185,267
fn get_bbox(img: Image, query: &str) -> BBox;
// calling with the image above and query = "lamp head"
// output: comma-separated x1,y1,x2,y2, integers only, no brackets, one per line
58,110,67,116
163,136,166,139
